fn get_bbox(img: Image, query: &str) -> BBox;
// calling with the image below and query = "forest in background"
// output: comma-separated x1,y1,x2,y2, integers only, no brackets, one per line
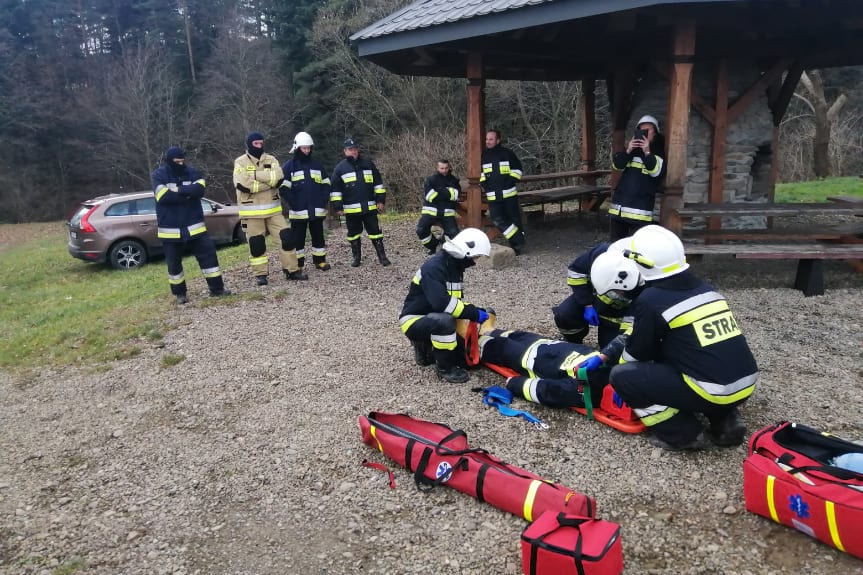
1,0,862,223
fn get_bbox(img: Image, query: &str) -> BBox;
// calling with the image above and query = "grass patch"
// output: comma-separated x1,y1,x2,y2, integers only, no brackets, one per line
53,557,87,575
775,177,863,202
161,353,186,369
0,222,249,371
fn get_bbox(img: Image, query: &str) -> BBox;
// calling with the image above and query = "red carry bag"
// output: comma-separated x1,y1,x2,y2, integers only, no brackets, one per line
359,411,595,521
743,421,863,558
521,511,623,575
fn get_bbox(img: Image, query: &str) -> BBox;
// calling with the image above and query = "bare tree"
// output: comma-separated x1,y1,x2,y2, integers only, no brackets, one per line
798,70,848,178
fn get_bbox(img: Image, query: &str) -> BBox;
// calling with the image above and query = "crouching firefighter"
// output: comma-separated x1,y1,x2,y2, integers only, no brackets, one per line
399,228,492,383
233,131,307,286
609,225,759,451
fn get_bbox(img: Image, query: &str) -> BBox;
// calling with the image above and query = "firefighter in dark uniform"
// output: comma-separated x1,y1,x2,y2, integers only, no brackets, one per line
484,250,644,408
608,115,665,241
552,238,641,346
608,225,758,451
416,159,461,255
152,146,231,304
330,138,390,267
233,131,307,285
481,129,525,253
280,131,332,271
399,228,491,383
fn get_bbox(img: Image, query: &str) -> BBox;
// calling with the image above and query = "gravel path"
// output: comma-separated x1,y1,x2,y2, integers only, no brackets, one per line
1,215,862,575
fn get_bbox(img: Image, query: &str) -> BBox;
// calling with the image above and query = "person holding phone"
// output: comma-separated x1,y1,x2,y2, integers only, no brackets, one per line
608,115,665,240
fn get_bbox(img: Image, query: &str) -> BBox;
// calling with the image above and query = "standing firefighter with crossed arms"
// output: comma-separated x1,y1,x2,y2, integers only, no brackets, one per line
233,131,307,286
481,129,526,254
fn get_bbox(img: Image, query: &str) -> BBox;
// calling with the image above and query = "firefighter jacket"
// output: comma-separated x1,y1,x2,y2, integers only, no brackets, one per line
421,172,461,218
621,271,758,404
480,145,523,202
233,152,284,219
565,242,641,325
399,252,484,327
609,150,664,223
331,155,386,215
280,153,331,221
152,163,207,242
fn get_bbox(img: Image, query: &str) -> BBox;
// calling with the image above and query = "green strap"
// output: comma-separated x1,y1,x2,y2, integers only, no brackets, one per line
578,367,593,419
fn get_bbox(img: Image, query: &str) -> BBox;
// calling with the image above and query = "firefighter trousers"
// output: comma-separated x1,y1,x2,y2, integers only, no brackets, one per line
242,215,299,277
162,235,224,296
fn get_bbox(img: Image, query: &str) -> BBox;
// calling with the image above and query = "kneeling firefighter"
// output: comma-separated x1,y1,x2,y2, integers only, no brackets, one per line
399,228,492,383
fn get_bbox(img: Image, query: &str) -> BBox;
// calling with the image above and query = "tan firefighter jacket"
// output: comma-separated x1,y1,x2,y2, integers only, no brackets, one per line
233,152,285,219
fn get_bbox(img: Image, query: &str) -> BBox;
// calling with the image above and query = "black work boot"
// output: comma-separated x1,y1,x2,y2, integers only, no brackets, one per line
210,289,232,297
371,238,391,266
707,408,747,447
412,341,434,366
349,239,362,267
648,432,713,452
255,275,268,286
286,269,309,281
175,294,188,305
313,255,331,271
424,237,438,256
436,364,470,384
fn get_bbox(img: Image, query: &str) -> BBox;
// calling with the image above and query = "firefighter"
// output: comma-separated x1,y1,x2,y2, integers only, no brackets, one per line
399,228,491,383
482,251,643,409
416,159,461,255
608,115,666,241
481,129,525,253
280,132,332,271
609,225,758,451
233,131,307,286
330,138,391,267
152,146,231,304
552,237,642,346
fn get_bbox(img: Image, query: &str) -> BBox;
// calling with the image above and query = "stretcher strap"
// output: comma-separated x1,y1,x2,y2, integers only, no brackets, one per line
577,367,593,419
362,460,396,489
479,385,548,430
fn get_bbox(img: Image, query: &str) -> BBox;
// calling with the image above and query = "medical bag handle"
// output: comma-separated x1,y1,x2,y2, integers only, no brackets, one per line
413,446,469,491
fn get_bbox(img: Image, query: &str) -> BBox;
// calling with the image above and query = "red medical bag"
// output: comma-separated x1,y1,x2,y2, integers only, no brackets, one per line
521,511,624,575
743,421,863,558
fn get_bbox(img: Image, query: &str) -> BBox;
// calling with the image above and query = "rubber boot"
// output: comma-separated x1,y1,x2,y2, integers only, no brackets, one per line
286,269,308,281
372,238,391,266
350,239,362,267
412,341,434,366
707,407,747,447
313,254,331,271
436,364,470,384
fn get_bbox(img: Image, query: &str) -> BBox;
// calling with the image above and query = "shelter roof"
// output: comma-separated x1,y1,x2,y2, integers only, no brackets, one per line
351,0,863,81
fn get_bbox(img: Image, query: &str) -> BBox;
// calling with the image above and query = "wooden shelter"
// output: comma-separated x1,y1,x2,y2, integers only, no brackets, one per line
351,0,863,234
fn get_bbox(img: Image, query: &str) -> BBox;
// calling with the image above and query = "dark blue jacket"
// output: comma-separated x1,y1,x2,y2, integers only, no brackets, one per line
281,153,331,220
152,163,207,242
400,252,483,321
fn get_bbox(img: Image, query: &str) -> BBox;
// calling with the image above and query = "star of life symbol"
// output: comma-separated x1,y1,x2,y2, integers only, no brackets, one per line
788,494,810,519
435,461,453,483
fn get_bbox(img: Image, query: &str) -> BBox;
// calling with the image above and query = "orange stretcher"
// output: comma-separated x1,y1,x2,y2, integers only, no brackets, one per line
462,321,646,434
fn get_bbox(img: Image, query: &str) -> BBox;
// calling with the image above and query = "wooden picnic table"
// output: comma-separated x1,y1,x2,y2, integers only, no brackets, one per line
675,202,863,218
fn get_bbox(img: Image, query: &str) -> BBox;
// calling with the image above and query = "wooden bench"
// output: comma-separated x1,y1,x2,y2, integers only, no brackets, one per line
518,184,611,213
683,242,863,296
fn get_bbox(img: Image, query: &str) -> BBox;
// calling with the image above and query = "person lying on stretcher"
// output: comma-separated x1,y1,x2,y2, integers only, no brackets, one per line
477,251,645,409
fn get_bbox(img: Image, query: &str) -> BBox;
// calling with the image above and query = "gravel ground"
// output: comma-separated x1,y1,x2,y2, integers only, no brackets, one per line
1,214,862,575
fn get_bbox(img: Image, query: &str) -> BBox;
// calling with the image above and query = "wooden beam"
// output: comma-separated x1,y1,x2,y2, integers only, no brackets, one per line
660,20,696,235
708,59,729,233
727,59,790,123
609,70,635,191
464,53,485,230
652,61,715,126
580,78,597,183
769,60,804,125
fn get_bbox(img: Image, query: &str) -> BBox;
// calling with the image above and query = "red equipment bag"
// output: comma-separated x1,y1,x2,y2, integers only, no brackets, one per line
359,411,595,521
521,511,624,575
743,421,863,559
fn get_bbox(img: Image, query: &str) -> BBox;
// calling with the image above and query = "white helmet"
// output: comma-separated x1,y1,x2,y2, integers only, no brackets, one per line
607,237,632,255
590,250,644,295
629,225,689,280
293,131,314,147
442,228,491,259
636,115,660,132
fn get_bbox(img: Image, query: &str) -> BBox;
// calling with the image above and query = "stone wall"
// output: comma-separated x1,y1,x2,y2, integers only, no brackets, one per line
630,63,775,228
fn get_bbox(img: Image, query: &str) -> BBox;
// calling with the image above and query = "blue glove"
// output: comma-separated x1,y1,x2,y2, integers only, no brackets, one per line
476,309,489,324
578,355,604,372
583,305,600,326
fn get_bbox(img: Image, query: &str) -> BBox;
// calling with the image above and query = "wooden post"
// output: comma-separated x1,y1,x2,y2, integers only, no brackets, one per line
580,78,597,185
464,53,485,230
609,71,634,192
707,59,728,232
660,20,696,236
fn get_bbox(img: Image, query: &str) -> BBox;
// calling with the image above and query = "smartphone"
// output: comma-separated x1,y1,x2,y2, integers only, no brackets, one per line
633,128,648,141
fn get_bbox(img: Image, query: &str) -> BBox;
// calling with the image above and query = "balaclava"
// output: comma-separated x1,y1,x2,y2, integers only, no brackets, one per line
165,146,186,176
246,132,265,159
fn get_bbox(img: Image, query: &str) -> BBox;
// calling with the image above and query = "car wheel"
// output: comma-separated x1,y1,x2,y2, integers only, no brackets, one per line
233,223,246,244
108,240,147,270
